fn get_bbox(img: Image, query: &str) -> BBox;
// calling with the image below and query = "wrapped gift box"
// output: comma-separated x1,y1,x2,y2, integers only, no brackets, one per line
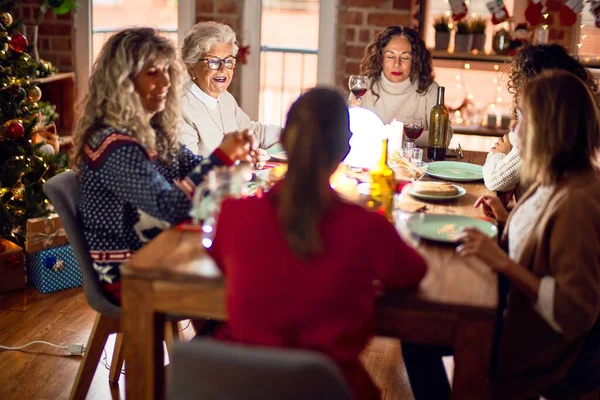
25,214,68,253
26,244,82,294
0,239,25,293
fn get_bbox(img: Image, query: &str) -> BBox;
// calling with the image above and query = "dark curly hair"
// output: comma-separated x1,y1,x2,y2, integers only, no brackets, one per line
508,43,599,116
359,26,433,102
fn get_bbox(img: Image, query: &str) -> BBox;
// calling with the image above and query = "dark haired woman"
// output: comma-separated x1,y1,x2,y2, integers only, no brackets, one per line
349,26,450,147
482,43,599,199
208,87,428,400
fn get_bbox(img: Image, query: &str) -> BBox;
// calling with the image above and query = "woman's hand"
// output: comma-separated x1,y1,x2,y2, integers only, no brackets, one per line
252,148,270,169
474,195,509,223
456,228,511,273
219,129,256,163
490,134,512,154
347,94,362,108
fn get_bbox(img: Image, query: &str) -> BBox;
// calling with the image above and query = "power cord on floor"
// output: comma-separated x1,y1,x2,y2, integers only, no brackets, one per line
0,341,86,355
100,348,126,376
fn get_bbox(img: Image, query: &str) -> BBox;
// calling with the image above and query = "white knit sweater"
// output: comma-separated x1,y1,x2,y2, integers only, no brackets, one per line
482,130,523,196
358,73,451,147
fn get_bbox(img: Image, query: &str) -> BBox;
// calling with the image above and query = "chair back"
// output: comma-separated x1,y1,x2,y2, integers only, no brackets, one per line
168,340,354,400
43,170,121,318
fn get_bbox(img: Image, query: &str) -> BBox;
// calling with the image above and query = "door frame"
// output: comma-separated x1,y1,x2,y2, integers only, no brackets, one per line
240,0,338,121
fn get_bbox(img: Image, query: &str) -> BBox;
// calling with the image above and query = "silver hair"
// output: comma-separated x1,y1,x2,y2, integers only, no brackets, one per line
181,21,239,71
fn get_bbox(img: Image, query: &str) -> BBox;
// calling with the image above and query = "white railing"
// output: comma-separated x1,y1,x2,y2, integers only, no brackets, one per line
259,45,318,126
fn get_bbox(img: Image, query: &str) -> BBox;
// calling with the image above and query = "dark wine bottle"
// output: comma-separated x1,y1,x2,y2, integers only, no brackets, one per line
427,86,449,161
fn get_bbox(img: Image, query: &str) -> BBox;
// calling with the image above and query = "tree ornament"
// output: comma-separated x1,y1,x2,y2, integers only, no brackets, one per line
9,33,28,53
27,86,42,102
560,0,583,26
5,120,24,139
0,12,13,27
16,87,26,102
486,0,510,25
449,0,468,21
12,183,25,201
1,42,7,52
37,143,55,155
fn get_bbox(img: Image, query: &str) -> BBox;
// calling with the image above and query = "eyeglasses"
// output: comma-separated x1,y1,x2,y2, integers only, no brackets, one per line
199,56,237,70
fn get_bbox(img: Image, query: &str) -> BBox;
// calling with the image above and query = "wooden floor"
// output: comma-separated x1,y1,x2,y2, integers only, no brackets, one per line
0,286,416,399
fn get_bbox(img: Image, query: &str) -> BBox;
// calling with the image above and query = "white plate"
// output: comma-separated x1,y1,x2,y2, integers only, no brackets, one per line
408,184,466,201
270,151,287,162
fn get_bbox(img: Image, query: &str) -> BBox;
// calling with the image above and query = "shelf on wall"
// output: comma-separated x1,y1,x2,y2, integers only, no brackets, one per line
430,50,512,72
35,72,75,85
34,72,76,137
452,124,506,138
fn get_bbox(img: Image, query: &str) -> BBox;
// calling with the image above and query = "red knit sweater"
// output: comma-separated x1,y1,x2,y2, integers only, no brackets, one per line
208,185,427,400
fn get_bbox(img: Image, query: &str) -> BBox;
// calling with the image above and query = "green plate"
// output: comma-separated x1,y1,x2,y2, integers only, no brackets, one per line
408,184,466,201
407,214,497,243
270,151,287,162
426,161,483,182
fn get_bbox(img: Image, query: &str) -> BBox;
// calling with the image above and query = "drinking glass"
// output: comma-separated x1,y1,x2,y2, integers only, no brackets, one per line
412,148,423,164
348,75,368,100
403,116,424,149
394,210,425,248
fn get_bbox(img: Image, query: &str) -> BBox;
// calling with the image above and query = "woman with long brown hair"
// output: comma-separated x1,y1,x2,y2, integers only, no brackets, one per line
404,70,600,400
208,87,427,400
349,26,450,147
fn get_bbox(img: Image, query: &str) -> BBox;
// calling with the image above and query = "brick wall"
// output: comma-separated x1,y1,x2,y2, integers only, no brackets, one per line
196,0,245,100
335,0,421,92
14,0,75,72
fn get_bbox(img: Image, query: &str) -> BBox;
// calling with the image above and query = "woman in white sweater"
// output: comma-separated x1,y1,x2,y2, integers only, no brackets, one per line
482,44,599,199
349,26,450,147
180,22,281,158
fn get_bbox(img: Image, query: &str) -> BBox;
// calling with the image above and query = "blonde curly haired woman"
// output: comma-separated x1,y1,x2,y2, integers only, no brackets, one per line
73,27,255,302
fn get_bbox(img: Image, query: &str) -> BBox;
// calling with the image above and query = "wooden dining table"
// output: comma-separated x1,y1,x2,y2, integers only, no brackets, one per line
122,150,498,400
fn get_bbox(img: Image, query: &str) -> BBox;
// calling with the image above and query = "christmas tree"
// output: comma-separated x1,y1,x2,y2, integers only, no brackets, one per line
0,0,69,245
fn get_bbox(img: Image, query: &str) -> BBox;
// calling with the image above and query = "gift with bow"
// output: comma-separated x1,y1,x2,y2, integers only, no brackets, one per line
25,214,68,253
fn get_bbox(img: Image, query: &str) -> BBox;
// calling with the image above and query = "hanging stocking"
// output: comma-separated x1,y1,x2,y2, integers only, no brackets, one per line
591,0,600,28
559,0,583,26
449,0,468,21
486,0,510,25
525,0,544,26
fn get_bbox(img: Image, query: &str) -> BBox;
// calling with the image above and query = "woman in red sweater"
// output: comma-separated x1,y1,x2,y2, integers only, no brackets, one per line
208,87,427,400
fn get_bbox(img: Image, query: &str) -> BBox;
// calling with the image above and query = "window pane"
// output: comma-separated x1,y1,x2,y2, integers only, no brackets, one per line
91,0,178,62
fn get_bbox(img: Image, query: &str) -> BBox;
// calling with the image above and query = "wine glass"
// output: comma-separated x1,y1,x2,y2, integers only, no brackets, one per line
403,116,424,150
348,75,368,100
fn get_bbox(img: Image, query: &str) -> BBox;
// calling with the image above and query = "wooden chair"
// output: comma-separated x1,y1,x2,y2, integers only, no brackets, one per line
44,171,187,400
168,339,354,400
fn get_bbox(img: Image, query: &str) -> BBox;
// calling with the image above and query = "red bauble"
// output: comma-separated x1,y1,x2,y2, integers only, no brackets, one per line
9,33,28,53
6,121,24,139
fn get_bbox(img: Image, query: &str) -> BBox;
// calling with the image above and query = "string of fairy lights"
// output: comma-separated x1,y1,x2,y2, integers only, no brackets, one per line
436,0,599,127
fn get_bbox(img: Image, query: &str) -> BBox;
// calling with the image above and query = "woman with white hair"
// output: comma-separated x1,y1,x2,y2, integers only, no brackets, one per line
181,21,280,160
73,27,255,302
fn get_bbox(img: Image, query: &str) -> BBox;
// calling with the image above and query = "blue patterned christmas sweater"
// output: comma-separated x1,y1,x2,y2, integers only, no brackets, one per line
78,126,232,301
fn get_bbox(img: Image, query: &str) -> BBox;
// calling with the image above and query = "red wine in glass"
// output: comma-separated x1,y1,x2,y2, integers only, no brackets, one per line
351,87,367,98
404,124,424,140
349,75,368,101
